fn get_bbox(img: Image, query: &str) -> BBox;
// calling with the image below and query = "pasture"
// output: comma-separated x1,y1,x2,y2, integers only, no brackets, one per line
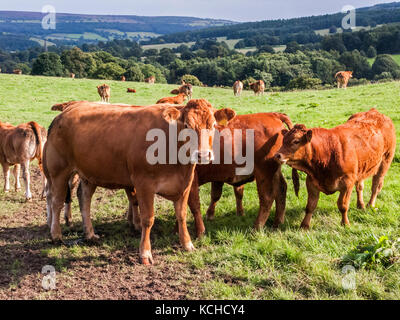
0,74,399,299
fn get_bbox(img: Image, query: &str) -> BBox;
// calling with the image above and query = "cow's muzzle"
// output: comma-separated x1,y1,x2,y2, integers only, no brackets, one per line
274,153,288,164
191,150,214,164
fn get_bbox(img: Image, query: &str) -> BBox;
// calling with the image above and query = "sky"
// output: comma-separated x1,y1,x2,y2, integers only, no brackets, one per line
0,0,398,22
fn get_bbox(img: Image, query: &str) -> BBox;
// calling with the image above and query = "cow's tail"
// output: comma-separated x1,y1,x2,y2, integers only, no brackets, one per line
334,72,341,79
276,113,299,197
28,121,44,172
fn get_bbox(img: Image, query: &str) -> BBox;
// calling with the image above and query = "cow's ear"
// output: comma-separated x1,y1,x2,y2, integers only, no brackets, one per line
163,107,182,124
306,130,313,142
281,129,289,136
214,108,236,126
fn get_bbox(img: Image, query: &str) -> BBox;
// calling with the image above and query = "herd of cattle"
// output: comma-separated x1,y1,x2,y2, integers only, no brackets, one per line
0,72,396,265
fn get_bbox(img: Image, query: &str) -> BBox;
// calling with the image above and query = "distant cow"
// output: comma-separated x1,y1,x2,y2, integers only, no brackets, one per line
13,69,22,75
121,76,126,82
127,88,136,93
171,84,193,99
156,93,187,105
145,76,156,84
275,108,396,229
0,121,47,201
70,73,75,79
44,99,235,264
335,71,353,89
233,80,243,96
184,112,298,237
250,80,265,95
97,84,111,103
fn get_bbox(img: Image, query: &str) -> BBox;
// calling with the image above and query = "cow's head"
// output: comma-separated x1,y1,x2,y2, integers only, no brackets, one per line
348,71,353,78
274,124,312,165
162,99,236,164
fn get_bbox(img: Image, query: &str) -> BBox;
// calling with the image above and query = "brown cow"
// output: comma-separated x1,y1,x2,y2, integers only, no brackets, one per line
70,73,75,79
250,80,265,96
156,93,188,105
121,75,126,82
335,71,353,89
0,121,47,201
13,69,22,75
43,99,235,264
184,113,298,237
171,84,193,99
274,108,396,229
127,88,136,93
51,101,85,112
97,84,111,103
145,76,156,84
233,80,243,96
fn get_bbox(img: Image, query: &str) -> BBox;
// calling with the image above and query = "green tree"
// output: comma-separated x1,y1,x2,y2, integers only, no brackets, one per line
61,47,96,78
372,54,400,79
32,52,64,76
92,62,125,80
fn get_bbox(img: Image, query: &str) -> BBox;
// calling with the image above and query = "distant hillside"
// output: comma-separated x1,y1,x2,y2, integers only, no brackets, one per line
0,11,236,50
142,1,400,46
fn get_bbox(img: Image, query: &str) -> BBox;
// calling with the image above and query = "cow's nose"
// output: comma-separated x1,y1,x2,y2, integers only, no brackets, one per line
274,153,284,163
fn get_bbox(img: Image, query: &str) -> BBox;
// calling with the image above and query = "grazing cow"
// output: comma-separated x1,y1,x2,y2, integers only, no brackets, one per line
274,108,396,229
70,73,75,79
43,99,235,264
335,71,353,89
121,75,126,82
127,88,136,93
156,93,188,105
145,76,156,84
250,80,265,96
13,69,22,75
97,84,111,103
171,84,193,99
184,113,298,237
0,121,47,201
233,80,243,96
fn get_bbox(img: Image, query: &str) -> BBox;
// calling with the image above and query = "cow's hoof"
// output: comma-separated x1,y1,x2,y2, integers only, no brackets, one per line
15,188,21,192
25,197,32,202
237,210,245,217
51,236,64,245
206,213,215,221
4,189,10,193
65,218,71,227
85,234,100,243
300,223,310,230
195,229,205,239
140,257,153,265
183,241,195,252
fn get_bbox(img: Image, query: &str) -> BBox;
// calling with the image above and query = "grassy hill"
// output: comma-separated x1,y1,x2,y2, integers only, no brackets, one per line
0,74,399,299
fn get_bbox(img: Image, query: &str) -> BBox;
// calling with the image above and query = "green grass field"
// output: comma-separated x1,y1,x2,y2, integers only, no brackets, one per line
0,74,399,299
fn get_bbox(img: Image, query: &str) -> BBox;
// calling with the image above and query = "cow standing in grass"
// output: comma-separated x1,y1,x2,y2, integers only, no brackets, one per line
44,99,235,264
335,71,353,89
0,121,47,201
250,80,265,96
145,76,155,84
97,84,111,103
171,83,193,100
275,109,396,229
233,80,243,96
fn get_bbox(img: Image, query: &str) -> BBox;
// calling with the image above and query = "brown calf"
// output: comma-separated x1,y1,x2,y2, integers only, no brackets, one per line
70,73,75,79
156,93,187,105
275,108,396,229
97,84,111,103
13,69,22,75
250,80,265,95
43,99,235,264
0,121,47,201
233,80,243,96
121,76,126,81
170,84,193,99
335,71,353,89
127,88,136,93
184,113,298,237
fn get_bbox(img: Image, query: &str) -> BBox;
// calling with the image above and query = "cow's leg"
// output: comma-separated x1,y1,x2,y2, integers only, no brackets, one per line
125,189,141,231
233,185,245,216
49,171,70,242
135,187,155,265
206,182,223,221
2,163,10,193
356,180,365,209
174,188,195,252
64,182,73,227
300,176,320,229
254,171,277,230
368,158,392,208
21,160,32,201
337,185,353,226
77,180,99,241
273,171,287,229
337,81,340,89
13,164,21,192
187,173,205,238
